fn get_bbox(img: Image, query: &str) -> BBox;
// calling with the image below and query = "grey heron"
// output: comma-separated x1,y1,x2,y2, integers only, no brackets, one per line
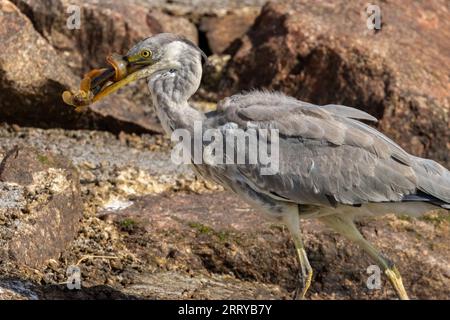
63,33,450,300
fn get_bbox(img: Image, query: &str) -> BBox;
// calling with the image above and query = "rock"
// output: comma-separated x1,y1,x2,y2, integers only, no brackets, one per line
220,0,450,167
0,0,80,128
146,0,265,23
0,279,39,300
1,0,199,133
102,191,450,299
0,0,158,133
85,93,163,134
0,271,285,299
122,271,286,299
200,7,260,54
0,146,83,268
0,125,447,299
11,0,198,75
197,54,231,101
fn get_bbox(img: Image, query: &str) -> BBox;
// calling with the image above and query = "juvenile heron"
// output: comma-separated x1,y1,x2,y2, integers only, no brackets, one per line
66,33,450,299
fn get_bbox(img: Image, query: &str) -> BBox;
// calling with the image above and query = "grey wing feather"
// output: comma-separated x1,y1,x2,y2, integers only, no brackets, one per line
235,138,417,207
411,157,450,203
213,91,450,207
321,104,378,122
218,92,410,161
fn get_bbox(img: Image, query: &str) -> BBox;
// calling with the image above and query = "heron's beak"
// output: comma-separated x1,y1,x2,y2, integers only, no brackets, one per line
62,53,155,109
91,67,146,102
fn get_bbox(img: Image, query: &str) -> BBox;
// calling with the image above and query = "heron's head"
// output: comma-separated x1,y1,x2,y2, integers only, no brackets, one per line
63,33,206,105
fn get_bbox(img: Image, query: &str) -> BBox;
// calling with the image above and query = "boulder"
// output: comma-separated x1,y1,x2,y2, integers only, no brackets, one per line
86,94,163,134
200,7,260,54
0,0,198,133
0,125,447,299
11,0,198,75
101,191,450,299
0,0,80,128
0,146,83,268
220,0,450,167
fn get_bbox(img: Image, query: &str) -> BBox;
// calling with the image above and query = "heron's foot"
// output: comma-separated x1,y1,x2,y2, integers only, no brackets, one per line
293,247,313,300
293,269,313,300
282,207,313,300
385,266,409,300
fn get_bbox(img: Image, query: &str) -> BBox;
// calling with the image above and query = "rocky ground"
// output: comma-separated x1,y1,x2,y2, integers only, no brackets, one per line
0,0,448,300
0,123,448,300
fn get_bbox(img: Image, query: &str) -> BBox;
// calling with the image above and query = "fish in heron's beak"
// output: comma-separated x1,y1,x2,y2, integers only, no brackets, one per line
62,50,155,111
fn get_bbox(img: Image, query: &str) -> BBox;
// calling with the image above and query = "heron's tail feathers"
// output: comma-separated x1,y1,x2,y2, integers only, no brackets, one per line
411,156,450,208
402,193,449,210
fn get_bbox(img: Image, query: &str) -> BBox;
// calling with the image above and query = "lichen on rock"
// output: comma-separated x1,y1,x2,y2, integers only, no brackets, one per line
0,146,83,268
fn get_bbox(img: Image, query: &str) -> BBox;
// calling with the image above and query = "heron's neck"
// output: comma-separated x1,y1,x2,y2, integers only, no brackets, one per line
150,91,204,134
148,54,204,135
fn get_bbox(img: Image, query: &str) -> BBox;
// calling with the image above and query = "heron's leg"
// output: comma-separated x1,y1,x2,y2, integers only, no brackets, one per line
319,214,409,300
282,208,313,300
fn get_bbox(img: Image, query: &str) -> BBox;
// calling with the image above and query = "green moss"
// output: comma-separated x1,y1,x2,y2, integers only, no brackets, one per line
119,218,137,232
37,154,50,165
188,222,232,243
397,215,412,222
269,224,285,232
420,213,450,226
216,230,231,242
188,222,213,235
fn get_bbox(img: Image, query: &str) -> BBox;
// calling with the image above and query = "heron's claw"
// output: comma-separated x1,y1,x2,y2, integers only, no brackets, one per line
385,266,409,300
293,270,313,300
293,247,313,300
300,268,313,299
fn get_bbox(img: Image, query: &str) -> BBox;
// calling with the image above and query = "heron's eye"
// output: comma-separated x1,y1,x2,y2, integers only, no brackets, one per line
140,50,152,58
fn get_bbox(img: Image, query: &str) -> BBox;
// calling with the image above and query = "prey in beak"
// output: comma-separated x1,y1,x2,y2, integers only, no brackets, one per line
62,49,155,111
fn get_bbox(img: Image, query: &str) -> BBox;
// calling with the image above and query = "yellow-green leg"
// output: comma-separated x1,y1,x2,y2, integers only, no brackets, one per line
320,214,409,300
283,208,313,300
